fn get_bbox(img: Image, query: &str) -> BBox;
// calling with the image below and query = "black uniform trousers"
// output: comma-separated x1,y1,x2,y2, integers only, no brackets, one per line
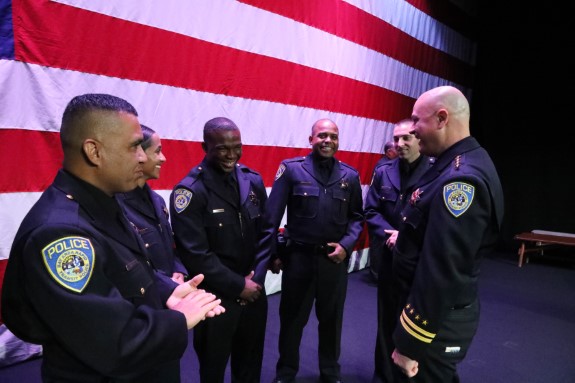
276,246,348,380
372,245,404,383
193,293,268,383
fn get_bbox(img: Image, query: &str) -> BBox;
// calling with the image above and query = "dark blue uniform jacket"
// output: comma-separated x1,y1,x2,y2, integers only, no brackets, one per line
364,155,433,257
254,154,364,276
392,137,504,361
117,184,187,282
1,170,188,382
170,160,268,295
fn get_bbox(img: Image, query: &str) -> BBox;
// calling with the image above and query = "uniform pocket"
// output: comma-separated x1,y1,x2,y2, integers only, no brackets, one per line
379,186,398,203
111,259,154,300
332,188,350,224
292,184,319,218
433,300,480,363
205,210,238,249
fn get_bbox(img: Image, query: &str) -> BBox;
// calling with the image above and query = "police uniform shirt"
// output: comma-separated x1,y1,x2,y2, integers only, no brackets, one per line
1,169,188,382
391,136,504,361
170,160,268,296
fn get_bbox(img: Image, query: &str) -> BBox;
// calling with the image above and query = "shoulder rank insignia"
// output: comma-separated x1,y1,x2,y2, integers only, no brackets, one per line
42,236,94,293
443,182,474,217
173,188,193,213
275,163,286,181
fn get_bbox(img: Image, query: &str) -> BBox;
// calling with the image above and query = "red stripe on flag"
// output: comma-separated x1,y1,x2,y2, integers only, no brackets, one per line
12,0,414,123
1,129,382,192
405,0,477,40
239,0,474,87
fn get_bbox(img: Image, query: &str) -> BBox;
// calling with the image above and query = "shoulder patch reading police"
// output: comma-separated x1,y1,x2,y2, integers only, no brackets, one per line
443,182,474,217
173,188,193,213
275,163,286,180
42,236,94,293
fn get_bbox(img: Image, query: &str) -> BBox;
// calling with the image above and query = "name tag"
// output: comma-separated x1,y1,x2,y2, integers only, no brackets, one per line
212,209,225,213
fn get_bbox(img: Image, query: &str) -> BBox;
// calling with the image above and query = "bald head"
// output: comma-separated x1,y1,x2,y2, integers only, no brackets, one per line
309,118,339,159
410,86,471,157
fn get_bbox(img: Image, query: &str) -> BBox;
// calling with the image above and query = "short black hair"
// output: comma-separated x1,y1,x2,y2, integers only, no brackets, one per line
203,117,238,143
60,94,138,149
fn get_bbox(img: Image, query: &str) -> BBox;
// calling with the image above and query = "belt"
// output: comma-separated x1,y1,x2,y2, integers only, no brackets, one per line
290,241,333,255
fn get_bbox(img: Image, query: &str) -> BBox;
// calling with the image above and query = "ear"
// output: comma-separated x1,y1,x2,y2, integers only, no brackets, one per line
437,109,448,127
309,135,313,145
201,142,208,153
82,139,102,166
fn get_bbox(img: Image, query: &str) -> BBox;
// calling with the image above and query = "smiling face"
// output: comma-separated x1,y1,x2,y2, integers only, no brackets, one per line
142,133,166,181
92,111,147,194
203,127,242,173
309,119,339,159
393,120,420,163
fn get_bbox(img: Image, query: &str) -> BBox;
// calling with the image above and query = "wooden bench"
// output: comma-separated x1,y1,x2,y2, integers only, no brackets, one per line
514,230,575,267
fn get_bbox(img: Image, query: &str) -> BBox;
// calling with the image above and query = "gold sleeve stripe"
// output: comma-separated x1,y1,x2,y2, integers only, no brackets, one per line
400,310,435,343
399,314,433,343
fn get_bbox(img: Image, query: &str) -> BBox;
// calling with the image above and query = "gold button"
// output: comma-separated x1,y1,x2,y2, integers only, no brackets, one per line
402,216,407,222
145,243,149,248
219,223,223,227
140,287,145,295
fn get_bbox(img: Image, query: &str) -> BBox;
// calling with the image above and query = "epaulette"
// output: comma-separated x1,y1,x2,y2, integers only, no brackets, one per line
374,161,394,171
284,156,306,164
237,163,261,176
338,160,359,173
178,165,204,188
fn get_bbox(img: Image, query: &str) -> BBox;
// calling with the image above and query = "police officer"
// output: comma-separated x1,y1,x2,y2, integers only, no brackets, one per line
117,124,188,292
390,86,504,382
1,94,223,383
169,117,268,383
366,120,432,282
261,118,364,383
365,119,433,383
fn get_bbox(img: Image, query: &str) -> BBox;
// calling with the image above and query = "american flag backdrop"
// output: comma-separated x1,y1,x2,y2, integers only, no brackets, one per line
0,0,477,291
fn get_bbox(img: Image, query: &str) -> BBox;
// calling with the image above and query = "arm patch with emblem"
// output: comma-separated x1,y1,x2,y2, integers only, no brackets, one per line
443,182,474,217
42,236,95,293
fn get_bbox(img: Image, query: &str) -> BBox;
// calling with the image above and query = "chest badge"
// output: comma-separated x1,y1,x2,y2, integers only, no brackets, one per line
249,190,259,206
410,188,423,205
43,236,95,293
443,182,474,217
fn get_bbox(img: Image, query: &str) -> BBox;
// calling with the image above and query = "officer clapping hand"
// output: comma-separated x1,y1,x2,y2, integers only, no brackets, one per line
166,273,225,329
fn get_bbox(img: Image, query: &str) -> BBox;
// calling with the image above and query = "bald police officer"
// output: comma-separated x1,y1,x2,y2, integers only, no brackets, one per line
390,86,504,382
259,118,364,383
